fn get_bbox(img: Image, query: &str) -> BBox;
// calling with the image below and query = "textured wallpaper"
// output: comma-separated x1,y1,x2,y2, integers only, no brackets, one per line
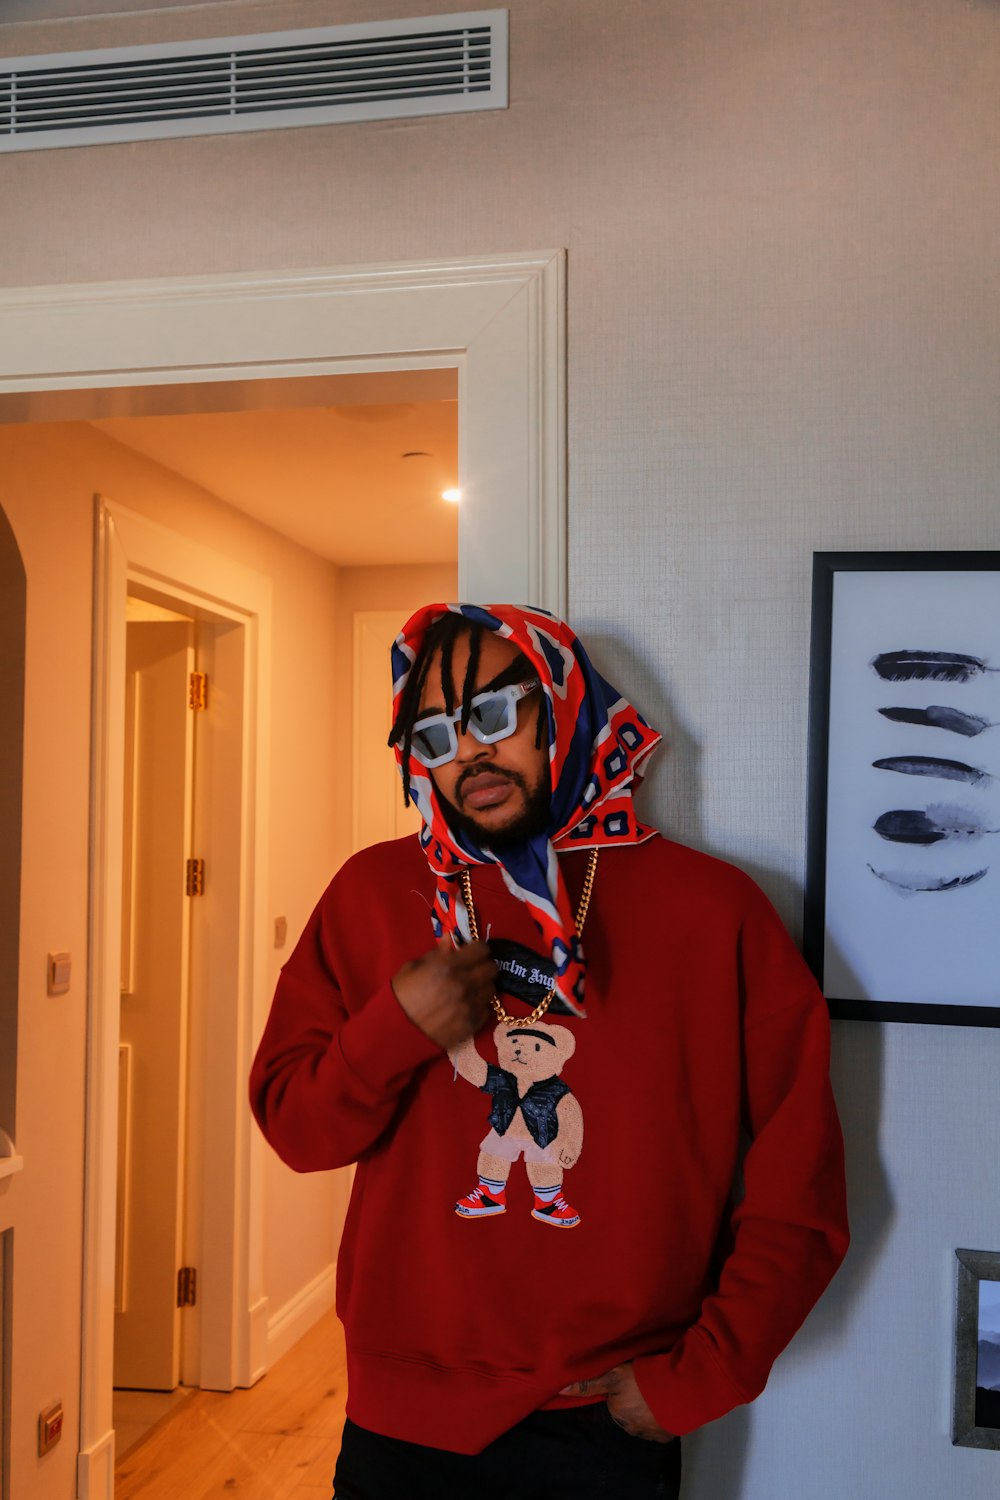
1,2,998,1495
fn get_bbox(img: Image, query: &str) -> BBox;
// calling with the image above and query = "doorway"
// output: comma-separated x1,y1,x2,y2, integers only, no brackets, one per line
93,499,273,1428
98,372,461,1418
93,414,463,1479
95,384,464,1478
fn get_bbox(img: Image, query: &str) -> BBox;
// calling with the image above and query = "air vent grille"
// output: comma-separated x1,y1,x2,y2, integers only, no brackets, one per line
0,10,507,151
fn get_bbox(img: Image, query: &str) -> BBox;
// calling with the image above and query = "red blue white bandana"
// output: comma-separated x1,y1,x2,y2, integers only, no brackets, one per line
390,603,661,1018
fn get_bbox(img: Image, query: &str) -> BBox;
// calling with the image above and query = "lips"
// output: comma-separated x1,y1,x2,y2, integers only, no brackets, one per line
460,772,517,810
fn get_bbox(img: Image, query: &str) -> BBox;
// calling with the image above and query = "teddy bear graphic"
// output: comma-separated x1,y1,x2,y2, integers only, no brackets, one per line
448,1021,583,1228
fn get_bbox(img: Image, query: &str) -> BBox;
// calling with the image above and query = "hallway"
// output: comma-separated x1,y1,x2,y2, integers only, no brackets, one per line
114,1308,346,1500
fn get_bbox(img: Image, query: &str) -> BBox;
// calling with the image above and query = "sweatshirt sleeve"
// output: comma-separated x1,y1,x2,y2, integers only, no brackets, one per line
249,886,443,1172
633,881,849,1436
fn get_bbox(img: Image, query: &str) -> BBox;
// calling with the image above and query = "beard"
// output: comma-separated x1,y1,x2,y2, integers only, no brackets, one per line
445,764,553,850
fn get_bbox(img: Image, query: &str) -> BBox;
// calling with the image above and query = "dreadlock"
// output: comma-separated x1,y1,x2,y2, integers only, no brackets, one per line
388,612,546,808
389,613,479,807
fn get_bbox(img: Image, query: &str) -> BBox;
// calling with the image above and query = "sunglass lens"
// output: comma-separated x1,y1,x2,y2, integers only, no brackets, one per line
470,692,511,740
413,722,452,764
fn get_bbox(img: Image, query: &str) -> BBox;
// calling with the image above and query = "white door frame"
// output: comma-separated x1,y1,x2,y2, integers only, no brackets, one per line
92,501,273,1494
0,252,566,612
0,251,565,1500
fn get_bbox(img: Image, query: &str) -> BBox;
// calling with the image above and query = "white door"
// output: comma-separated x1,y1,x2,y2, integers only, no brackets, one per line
115,618,195,1390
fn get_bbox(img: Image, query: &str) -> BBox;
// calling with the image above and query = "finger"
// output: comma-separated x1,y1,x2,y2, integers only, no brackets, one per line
454,961,491,994
454,959,498,992
559,1372,613,1397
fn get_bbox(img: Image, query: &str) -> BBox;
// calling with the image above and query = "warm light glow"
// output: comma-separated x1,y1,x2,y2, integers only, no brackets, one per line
441,488,461,504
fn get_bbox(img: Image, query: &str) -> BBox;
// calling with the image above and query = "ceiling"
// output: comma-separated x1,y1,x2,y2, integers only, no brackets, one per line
9,368,459,568
83,369,458,567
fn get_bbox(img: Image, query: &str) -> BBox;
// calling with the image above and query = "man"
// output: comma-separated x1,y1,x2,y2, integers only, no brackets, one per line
250,602,848,1500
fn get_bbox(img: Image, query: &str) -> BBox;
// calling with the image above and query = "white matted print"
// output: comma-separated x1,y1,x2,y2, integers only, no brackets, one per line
805,554,1000,1026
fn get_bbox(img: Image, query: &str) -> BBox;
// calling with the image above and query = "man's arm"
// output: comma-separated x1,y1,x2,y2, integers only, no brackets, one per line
250,900,494,1173
632,884,849,1435
563,878,848,1438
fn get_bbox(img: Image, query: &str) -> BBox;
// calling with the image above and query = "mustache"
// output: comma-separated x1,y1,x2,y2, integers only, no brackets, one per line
456,766,527,802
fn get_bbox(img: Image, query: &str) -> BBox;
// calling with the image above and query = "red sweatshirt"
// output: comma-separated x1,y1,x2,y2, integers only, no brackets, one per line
250,833,848,1453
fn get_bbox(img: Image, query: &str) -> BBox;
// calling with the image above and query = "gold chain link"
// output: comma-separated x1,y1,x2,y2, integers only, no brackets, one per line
459,847,600,1027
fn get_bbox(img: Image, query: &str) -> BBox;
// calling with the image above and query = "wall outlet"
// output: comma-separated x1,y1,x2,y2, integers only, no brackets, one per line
38,1400,63,1455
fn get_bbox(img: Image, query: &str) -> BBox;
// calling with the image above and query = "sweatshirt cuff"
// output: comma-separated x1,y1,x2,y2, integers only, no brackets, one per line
337,978,444,1096
632,1326,749,1438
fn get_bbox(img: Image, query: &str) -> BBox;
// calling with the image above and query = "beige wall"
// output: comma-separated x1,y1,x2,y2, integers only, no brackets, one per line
1,1,999,1496
0,472,93,1500
0,421,345,1493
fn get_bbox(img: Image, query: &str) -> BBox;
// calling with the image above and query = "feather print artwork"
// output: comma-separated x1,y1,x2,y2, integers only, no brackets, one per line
878,705,996,738
872,755,991,787
870,649,999,684
867,864,989,895
873,805,999,845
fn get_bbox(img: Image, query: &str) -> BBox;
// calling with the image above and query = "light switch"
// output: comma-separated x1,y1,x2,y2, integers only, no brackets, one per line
39,1401,64,1455
47,952,71,995
274,917,288,949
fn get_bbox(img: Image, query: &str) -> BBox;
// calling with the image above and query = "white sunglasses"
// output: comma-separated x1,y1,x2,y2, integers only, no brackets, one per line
410,679,541,768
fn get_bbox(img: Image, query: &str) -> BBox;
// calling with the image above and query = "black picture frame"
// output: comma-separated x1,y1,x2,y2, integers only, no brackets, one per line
804,551,1000,1027
954,1249,1000,1450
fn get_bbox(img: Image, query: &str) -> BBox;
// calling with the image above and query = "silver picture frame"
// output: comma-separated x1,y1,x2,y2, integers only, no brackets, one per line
953,1248,1000,1450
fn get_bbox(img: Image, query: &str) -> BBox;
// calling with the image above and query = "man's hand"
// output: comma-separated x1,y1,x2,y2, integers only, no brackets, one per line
560,1363,677,1444
392,938,496,1049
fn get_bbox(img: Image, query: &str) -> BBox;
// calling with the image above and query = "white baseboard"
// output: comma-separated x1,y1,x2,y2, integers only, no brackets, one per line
247,1294,269,1387
266,1262,337,1368
76,1427,115,1500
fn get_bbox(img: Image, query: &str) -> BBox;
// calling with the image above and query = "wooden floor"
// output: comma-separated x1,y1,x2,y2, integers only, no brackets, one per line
114,1307,347,1500
114,1386,195,1462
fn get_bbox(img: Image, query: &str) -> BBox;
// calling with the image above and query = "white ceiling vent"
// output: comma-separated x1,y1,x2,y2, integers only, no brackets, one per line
0,9,507,152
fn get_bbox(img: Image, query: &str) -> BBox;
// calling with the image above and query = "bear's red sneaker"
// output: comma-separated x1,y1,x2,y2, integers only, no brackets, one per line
530,1193,581,1228
455,1185,506,1217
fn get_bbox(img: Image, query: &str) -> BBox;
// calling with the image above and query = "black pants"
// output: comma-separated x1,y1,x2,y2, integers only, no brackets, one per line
333,1407,682,1500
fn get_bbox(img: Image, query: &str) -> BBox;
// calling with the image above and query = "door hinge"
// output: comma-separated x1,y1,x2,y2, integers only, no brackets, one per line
189,671,208,711
177,1266,197,1308
185,857,205,896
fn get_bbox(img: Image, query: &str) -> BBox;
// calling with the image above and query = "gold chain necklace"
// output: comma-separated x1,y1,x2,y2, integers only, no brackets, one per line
459,847,600,1027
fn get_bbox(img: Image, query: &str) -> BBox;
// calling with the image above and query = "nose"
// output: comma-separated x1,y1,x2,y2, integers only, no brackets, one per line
453,723,496,764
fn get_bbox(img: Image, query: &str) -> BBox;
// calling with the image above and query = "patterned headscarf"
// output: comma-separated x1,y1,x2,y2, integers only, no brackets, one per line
390,603,661,1018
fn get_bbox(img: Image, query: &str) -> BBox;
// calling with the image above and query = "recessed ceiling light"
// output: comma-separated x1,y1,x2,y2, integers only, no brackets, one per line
442,488,461,504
